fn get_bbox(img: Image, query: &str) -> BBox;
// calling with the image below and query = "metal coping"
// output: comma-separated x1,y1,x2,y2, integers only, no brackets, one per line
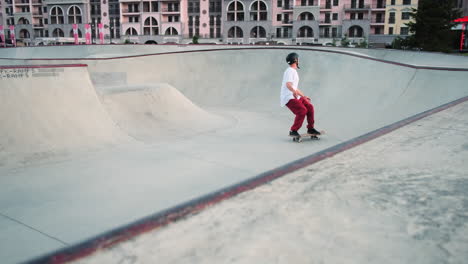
1,47,468,71
0,64,87,69
23,95,468,264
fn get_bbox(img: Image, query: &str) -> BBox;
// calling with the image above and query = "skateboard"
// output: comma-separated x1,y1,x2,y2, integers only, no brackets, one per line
289,131,325,143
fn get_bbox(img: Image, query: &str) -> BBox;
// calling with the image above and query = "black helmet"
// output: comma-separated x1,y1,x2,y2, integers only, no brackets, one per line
286,52,299,65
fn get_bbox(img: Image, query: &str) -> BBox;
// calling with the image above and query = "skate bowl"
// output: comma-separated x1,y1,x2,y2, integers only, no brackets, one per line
0,46,467,263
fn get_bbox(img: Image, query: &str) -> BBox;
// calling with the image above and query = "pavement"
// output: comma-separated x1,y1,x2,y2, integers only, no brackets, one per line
0,46,467,263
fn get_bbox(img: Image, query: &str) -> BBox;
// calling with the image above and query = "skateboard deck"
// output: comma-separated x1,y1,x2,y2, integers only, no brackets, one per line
289,130,325,142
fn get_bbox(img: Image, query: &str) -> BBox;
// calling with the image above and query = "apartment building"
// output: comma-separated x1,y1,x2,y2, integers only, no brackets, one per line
384,0,417,36
0,0,417,46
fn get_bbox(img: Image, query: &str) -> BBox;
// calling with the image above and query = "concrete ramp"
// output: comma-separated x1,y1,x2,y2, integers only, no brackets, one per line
99,83,228,141
0,65,129,166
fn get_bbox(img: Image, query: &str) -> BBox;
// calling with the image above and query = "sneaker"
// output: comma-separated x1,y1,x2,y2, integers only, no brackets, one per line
307,128,321,135
289,130,300,137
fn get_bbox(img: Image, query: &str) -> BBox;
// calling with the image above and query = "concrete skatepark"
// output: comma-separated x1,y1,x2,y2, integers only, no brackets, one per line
0,45,467,263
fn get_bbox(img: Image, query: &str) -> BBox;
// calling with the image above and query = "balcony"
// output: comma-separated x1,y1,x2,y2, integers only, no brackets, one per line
32,12,43,16
121,9,140,14
371,18,385,24
320,19,331,24
33,23,44,28
282,20,293,25
15,1,31,6
320,4,332,10
32,0,42,4
371,3,386,9
344,4,370,11
162,8,180,13
187,8,200,13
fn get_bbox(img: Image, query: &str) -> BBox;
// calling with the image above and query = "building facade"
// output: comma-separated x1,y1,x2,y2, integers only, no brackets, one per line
0,0,421,46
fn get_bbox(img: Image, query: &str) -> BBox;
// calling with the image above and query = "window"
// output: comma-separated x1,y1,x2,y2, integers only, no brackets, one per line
300,12,314,21
152,2,158,12
276,28,281,38
402,12,410,20
277,0,282,7
332,13,338,20
388,27,393,35
228,26,243,38
129,16,139,23
391,0,395,5
250,26,266,38
400,27,409,35
389,12,395,23
333,0,338,6
50,6,64,24
68,6,82,24
297,26,313,38
52,28,64,37
332,27,337,37
358,12,363,19
403,0,411,4
277,14,281,21
125,27,138,35
143,17,158,35
250,1,268,21
227,1,244,21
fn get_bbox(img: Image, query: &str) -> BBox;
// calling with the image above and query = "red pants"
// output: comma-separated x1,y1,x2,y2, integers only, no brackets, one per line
286,97,315,131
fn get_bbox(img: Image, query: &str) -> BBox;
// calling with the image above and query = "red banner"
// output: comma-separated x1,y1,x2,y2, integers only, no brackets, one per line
0,25,5,47
98,23,104,44
73,24,79,45
85,24,91,44
460,23,466,51
9,25,16,47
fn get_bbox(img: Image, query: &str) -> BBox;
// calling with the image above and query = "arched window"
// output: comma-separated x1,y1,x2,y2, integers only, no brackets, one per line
297,26,313,37
52,28,65,37
227,1,244,21
50,6,64,24
250,26,266,38
69,29,83,37
348,25,363,37
144,17,159,35
18,17,30,25
68,6,82,24
165,27,178,35
19,29,30,38
125,27,138,35
298,12,314,21
250,1,267,21
228,26,243,38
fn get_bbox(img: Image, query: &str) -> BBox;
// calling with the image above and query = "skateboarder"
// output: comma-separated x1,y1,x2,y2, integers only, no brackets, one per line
280,52,321,137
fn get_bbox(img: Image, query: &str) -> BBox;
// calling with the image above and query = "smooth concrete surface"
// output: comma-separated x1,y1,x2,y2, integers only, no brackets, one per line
74,100,468,264
0,46,467,263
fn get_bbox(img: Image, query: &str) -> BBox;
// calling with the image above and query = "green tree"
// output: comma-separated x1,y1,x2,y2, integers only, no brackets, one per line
406,0,461,52
192,35,199,44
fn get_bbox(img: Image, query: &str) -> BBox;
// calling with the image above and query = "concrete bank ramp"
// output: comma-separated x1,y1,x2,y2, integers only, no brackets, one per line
0,65,130,166
99,83,228,142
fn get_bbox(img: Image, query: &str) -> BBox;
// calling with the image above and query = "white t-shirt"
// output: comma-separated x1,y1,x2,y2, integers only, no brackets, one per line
280,67,300,107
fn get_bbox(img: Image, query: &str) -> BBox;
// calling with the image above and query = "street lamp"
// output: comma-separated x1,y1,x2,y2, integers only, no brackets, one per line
91,22,96,44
